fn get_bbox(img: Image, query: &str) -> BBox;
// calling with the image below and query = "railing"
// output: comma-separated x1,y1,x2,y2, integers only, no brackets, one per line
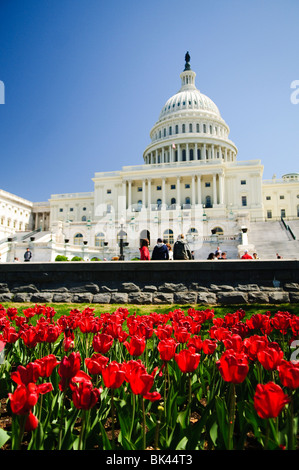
281,217,296,240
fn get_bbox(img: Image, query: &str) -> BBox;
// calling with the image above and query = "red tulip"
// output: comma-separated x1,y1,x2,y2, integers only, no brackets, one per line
128,366,161,401
222,334,243,353
20,327,39,348
271,312,291,335
92,333,114,354
35,354,59,378
257,345,284,371
58,352,81,391
25,411,39,431
2,326,19,343
85,354,109,375
175,348,200,373
70,380,101,410
216,349,249,384
11,362,42,386
8,382,53,416
101,361,126,389
243,335,269,361
124,335,146,357
174,327,191,344
6,308,18,321
200,338,217,355
278,360,299,389
157,338,178,361
254,382,290,419
154,324,173,340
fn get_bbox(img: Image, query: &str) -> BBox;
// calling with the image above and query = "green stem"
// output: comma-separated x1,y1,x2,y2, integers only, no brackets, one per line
287,395,295,450
142,396,146,450
228,383,236,450
58,390,67,450
111,389,115,449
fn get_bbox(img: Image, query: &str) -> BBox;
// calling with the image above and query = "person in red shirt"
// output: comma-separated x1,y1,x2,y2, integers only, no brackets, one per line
241,250,253,259
139,238,150,260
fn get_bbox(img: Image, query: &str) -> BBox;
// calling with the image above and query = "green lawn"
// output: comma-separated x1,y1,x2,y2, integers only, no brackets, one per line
1,302,298,320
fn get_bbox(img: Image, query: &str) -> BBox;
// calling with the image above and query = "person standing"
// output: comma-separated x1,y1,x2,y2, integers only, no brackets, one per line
151,238,169,260
166,243,173,260
173,234,192,260
241,250,253,259
139,239,150,260
24,248,32,262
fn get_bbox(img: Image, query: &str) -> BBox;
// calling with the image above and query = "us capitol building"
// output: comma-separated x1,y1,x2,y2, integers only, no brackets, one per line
1,53,299,261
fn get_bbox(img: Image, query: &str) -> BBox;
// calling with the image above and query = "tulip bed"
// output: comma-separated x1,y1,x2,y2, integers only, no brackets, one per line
0,303,298,451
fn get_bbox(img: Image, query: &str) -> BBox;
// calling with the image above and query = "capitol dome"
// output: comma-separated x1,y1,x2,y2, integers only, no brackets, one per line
143,52,238,165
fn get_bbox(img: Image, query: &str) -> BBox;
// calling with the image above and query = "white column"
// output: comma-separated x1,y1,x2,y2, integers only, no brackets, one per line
162,147,165,163
197,175,202,205
213,174,217,205
219,172,224,205
191,175,196,205
219,146,222,160
195,143,198,160
177,144,181,161
162,177,166,208
177,177,181,208
128,180,132,210
211,145,215,160
147,178,151,210
186,143,189,161
122,180,127,210
142,179,146,207
203,144,206,161
224,148,228,162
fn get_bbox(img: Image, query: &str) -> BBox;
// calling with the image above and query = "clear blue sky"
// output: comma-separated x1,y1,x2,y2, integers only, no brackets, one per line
0,0,298,202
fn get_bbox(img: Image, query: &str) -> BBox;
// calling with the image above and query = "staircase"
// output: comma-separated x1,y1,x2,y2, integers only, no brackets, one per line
248,220,299,259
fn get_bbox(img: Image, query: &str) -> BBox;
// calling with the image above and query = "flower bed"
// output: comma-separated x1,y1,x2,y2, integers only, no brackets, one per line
0,304,298,450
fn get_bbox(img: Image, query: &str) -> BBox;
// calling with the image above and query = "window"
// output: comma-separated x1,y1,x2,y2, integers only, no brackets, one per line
205,196,212,208
164,128,166,137
241,180,246,185
281,209,286,218
74,233,83,245
185,197,191,205
82,216,87,221
163,229,174,244
185,184,190,189
156,185,161,191
266,196,271,200
212,226,224,236
70,208,73,212
171,184,176,190
182,149,186,161
83,207,86,211
169,126,172,135
205,182,211,187
59,208,63,212
175,125,179,134
157,199,162,208
242,196,247,207
203,124,207,133
182,124,185,133
189,123,193,132
280,195,285,200
95,232,105,247
267,210,272,219
107,189,111,194
190,149,194,160
138,187,142,192
171,197,176,205
196,123,200,132
187,227,198,241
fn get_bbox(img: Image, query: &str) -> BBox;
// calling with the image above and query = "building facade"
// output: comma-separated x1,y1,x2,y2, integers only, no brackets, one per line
1,53,299,261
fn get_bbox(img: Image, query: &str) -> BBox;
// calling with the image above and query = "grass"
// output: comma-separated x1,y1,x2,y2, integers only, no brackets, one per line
1,302,299,320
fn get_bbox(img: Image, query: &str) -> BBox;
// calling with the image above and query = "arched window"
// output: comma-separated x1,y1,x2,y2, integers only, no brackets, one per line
212,226,224,236
81,216,87,222
74,233,83,245
163,229,174,244
187,227,198,242
157,198,162,209
171,197,176,206
95,232,105,247
185,197,191,206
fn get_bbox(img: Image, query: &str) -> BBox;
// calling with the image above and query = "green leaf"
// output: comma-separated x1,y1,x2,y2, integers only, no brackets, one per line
0,428,10,448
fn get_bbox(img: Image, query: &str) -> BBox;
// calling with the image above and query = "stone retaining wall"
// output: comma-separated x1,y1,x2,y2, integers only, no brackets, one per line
0,260,298,305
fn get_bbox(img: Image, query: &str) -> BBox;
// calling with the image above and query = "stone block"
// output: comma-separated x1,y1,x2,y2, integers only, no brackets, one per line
236,284,260,292
217,292,248,305
31,293,53,303
153,293,174,304
284,283,299,291
110,293,128,304
209,284,234,292
93,293,112,304
100,285,118,292
128,292,153,304
174,292,197,304
71,293,94,303
248,292,269,304
197,292,217,305
69,283,99,294
142,285,158,292
0,293,13,302
189,283,208,292
268,292,290,304
13,293,32,302
289,292,299,303
11,284,39,293
158,283,188,293
52,293,73,303
121,282,140,292
0,283,9,293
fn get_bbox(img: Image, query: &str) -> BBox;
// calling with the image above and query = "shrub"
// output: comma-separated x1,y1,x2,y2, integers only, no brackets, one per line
71,256,83,261
55,255,68,262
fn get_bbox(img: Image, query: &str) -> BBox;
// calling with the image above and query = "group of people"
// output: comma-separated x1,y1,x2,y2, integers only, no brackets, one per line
139,234,194,261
